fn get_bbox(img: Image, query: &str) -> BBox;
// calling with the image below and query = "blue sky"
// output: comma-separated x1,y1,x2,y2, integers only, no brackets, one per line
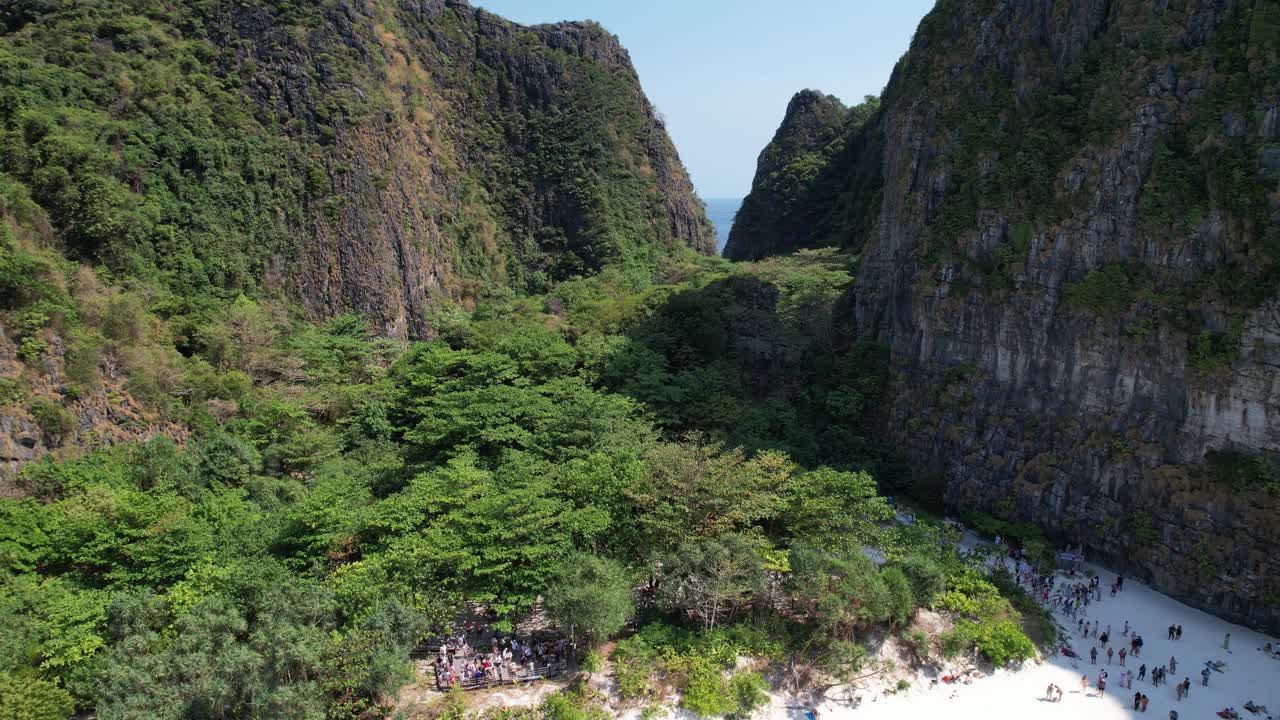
474,0,936,199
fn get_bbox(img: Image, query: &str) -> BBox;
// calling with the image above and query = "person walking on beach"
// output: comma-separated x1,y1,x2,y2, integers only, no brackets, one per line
1141,694,1149,712
1108,647,1114,664
1120,647,1128,665
1169,656,1176,673
1169,625,1176,640
1098,674,1107,698
1139,663,1147,681
1176,682,1184,701
1175,625,1182,640
1081,674,1089,694
1134,692,1142,710
1091,646,1098,664
1201,667,1211,686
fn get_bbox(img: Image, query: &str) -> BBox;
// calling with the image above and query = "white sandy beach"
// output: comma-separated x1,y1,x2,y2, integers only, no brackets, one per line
777,559,1280,720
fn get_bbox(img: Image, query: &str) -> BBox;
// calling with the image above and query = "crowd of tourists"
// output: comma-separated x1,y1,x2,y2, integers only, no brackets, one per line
1005,543,1278,720
429,625,573,691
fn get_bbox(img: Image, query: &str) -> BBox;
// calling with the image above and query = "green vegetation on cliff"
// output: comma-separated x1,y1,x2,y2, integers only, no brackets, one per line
725,93,882,261
0,0,713,338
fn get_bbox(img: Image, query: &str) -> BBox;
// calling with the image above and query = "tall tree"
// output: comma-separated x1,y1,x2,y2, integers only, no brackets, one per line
658,534,765,631
543,552,634,644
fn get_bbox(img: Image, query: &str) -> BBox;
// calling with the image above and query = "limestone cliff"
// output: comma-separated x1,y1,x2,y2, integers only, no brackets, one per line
0,0,712,479
724,90,851,260
742,0,1280,631
0,0,714,339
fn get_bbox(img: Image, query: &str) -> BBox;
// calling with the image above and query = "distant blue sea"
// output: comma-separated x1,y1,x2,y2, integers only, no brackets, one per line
704,198,741,254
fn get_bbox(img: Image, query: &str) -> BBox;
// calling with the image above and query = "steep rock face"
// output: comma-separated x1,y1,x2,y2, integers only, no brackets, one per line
726,92,886,261
0,0,714,339
744,0,1280,630
0,326,186,489
724,91,849,260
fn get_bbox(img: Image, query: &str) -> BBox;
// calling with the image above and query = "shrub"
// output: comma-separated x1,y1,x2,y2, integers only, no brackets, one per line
193,431,262,486
1130,512,1159,544
613,636,658,701
895,554,945,605
678,655,732,718
1189,327,1240,371
728,670,768,719
945,619,1035,667
822,638,868,677
1205,450,1279,493
881,566,915,626
0,671,75,720
0,377,27,407
1063,265,1134,314
903,628,931,660
28,398,73,438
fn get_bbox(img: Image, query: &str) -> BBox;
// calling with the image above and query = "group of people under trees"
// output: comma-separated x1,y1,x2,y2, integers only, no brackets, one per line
1008,547,1275,720
429,623,573,691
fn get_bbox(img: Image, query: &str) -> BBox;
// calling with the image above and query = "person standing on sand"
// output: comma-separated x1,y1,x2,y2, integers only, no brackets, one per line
1108,647,1114,664
1046,683,1055,700
1176,625,1182,640
1169,625,1176,640
1134,692,1142,710
1120,647,1128,665
1181,678,1190,697
1169,656,1176,673
1224,633,1231,651
1098,674,1107,698
1139,663,1147,681
1091,646,1098,664
1201,667,1211,686
1082,674,1090,694
1141,694,1149,712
